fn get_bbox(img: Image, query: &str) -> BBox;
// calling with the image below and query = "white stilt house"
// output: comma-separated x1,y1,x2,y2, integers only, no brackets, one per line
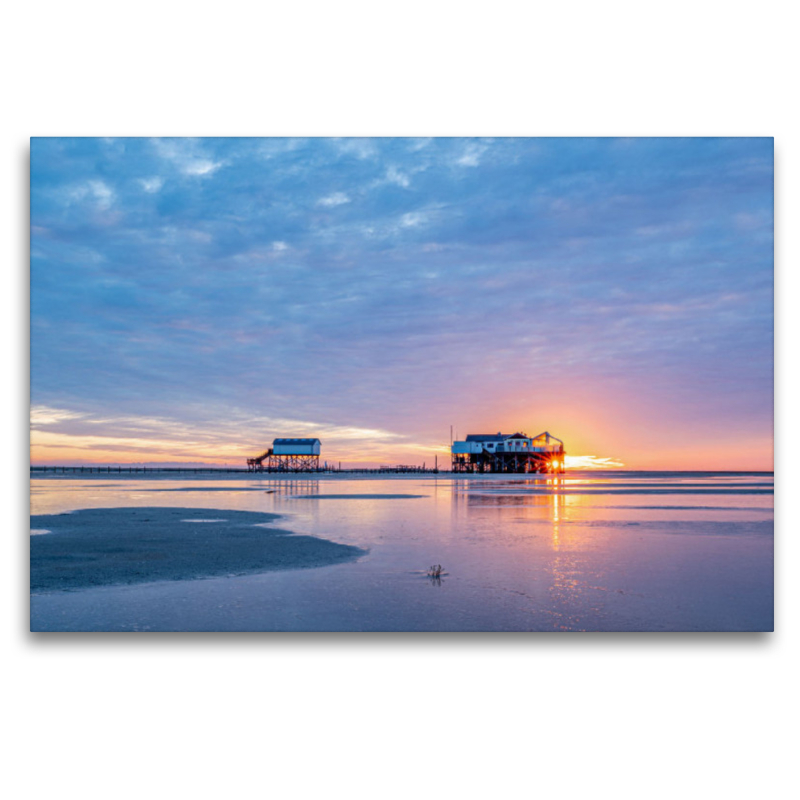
247,438,321,471
451,431,565,473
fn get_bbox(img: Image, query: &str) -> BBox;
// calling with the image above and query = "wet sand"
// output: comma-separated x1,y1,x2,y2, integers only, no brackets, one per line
30,506,366,592
29,473,773,631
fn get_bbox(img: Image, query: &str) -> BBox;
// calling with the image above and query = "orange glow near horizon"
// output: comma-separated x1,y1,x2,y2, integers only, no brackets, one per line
29,440,774,472
29,403,774,472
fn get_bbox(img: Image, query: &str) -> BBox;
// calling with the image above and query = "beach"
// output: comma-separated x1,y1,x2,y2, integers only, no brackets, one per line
30,471,774,632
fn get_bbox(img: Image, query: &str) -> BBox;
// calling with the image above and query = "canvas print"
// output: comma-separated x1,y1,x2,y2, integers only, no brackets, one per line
29,137,774,632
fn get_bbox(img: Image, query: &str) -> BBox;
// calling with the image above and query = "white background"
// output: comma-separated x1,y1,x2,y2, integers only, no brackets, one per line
4,2,796,798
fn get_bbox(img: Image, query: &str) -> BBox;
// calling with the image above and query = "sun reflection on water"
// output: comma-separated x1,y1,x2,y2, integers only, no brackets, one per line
450,477,599,630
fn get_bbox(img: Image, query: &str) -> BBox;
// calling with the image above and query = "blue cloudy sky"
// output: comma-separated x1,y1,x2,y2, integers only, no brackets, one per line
30,137,773,468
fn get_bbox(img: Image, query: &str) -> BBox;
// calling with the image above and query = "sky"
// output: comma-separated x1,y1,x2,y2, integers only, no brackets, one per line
30,137,773,469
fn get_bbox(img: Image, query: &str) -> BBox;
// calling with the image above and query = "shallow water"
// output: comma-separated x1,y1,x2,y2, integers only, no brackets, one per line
29,471,774,632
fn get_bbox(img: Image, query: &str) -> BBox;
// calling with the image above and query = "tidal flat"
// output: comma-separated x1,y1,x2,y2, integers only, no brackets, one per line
30,506,366,592
29,471,774,632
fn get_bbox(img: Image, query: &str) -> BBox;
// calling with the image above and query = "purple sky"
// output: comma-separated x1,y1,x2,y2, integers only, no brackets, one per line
30,137,773,468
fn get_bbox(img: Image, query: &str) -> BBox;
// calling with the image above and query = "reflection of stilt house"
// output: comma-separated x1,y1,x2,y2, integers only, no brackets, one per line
451,431,565,473
247,438,321,472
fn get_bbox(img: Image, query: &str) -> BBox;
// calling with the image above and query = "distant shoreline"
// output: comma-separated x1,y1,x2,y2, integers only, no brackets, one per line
29,467,775,480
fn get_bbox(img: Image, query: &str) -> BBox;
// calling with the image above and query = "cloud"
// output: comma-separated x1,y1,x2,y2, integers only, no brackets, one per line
317,192,350,207
258,138,307,159
29,405,406,465
455,141,488,167
151,138,224,177
333,138,378,160
139,177,164,193
385,166,410,188
30,405,86,426
182,159,222,176
66,180,114,209
400,211,426,228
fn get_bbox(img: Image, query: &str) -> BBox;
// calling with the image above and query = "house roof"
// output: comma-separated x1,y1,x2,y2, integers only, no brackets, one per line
465,434,507,442
530,431,563,444
273,438,321,444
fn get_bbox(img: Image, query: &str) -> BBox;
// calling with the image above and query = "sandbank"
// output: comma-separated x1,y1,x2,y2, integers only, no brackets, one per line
30,506,365,593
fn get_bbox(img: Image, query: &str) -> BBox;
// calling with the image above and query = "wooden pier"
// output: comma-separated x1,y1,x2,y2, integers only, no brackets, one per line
31,465,443,476
31,466,249,475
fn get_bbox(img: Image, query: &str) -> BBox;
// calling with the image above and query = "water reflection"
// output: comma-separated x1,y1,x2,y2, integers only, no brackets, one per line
262,480,320,496
548,494,588,628
30,473,774,631
452,478,589,628
452,478,571,517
